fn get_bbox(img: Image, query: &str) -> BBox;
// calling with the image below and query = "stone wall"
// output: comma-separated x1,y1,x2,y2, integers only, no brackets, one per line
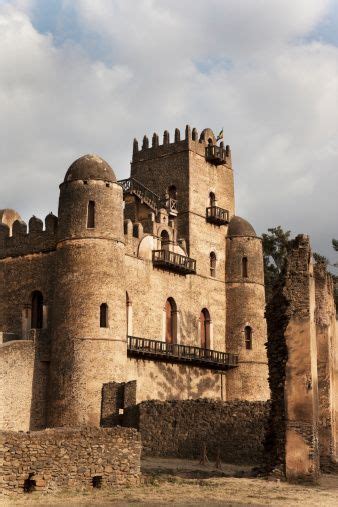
124,399,269,465
0,426,141,495
265,235,320,482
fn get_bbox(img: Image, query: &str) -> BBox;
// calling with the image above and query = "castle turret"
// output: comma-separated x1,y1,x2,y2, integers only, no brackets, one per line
225,216,269,400
48,154,127,427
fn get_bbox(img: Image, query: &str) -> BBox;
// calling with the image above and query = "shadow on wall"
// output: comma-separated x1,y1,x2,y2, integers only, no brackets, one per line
29,330,50,430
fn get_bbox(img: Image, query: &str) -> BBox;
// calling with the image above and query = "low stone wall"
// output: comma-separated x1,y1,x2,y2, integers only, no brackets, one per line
0,426,141,495
124,399,269,465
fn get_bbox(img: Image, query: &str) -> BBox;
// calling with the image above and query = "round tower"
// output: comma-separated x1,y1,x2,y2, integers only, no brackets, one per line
225,216,269,400
48,154,127,427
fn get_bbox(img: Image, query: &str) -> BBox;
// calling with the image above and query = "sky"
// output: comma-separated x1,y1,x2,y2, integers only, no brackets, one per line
0,0,338,264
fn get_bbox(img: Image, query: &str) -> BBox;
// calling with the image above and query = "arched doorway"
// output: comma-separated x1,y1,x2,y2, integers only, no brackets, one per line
161,230,170,250
165,298,177,344
31,291,43,329
200,308,211,349
209,192,216,207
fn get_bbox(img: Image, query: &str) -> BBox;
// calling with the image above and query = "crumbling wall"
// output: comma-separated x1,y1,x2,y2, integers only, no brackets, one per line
266,235,320,482
314,263,337,466
0,426,141,495
101,380,137,426
124,399,269,465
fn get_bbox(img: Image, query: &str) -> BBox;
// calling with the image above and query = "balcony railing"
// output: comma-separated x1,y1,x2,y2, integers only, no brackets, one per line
205,145,227,165
152,249,196,275
206,206,229,226
118,178,178,216
127,336,238,371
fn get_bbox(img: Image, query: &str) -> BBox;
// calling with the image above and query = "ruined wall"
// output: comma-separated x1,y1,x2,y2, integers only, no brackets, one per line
0,426,141,495
314,263,337,466
266,235,320,482
123,399,269,465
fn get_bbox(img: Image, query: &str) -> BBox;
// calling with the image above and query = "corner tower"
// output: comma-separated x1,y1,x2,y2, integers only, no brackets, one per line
48,155,127,427
225,216,269,401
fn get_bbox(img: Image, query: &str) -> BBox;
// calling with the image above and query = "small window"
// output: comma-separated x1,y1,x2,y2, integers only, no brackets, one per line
87,201,95,228
100,303,108,328
210,252,216,277
242,256,248,278
168,185,177,200
161,230,170,250
209,192,216,207
31,291,43,329
245,326,252,350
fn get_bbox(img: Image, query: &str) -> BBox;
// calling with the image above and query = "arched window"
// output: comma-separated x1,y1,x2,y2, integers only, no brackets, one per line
208,137,213,146
200,308,211,349
165,298,177,344
161,230,170,250
209,192,216,207
168,185,177,200
31,291,43,329
126,292,132,336
245,326,252,350
242,256,248,278
87,201,95,229
100,303,108,328
210,252,216,277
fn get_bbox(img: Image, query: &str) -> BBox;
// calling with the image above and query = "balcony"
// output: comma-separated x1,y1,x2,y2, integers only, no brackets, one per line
206,206,229,226
127,336,238,371
205,145,227,165
152,249,196,275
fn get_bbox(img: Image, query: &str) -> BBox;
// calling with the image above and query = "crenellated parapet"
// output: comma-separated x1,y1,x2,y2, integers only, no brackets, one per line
0,213,58,259
132,125,232,167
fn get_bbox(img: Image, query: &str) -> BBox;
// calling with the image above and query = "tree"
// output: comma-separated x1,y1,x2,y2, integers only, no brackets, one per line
262,226,291,303
312,252,329,266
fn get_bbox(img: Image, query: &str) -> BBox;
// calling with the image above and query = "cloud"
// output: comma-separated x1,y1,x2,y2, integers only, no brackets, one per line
0,0,337,263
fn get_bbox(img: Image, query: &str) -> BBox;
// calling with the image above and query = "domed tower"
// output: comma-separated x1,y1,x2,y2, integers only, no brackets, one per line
225,216,269,400
48,154,127,427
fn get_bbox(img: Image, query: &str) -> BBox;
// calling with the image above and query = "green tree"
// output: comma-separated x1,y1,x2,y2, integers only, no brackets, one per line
262,226,291,303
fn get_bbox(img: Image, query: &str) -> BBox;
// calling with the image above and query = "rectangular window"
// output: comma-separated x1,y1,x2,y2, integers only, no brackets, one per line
87,201,95,228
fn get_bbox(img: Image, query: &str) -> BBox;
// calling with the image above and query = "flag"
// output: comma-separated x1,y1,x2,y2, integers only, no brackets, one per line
216,128,223,142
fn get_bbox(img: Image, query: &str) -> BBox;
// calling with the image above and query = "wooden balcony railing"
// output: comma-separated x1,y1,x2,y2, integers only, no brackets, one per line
205,145,227,165
152,249,196,275
127,336,238,371
206,206,229,226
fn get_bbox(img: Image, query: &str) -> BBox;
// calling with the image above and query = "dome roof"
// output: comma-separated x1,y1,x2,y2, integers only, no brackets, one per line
228,215,256,237
64,154,116,183
0,209,21,227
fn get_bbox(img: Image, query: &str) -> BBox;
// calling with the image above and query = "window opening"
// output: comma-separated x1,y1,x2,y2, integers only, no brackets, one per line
31,291,43,329
200,308,211,349
87,200,95,228
210,252,216,277
165,298,177,344
242,256,248,278
245,326,252,350
100,303,108,328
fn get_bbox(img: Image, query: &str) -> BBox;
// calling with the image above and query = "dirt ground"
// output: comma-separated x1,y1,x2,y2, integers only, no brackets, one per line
2,457,338,506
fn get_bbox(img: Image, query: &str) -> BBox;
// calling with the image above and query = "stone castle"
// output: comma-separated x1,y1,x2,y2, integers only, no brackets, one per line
0,126,269,432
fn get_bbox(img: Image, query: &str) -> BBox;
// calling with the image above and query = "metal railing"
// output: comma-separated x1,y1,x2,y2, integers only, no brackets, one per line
118,177,161,211
152,249,196,275
206,206,229,225
118,178,178,216
205,145,227,165
127,336,238,370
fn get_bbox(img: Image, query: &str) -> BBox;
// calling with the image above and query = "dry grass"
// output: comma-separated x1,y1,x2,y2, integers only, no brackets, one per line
2,457,338,506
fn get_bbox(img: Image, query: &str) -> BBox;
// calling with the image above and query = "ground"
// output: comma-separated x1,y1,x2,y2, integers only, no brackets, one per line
1,457,338,506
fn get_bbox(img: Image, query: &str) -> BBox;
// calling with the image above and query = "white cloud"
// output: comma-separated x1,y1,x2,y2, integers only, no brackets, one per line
0,0,337,262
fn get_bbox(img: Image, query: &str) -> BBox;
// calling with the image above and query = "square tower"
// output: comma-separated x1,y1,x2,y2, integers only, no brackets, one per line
130,126,235,278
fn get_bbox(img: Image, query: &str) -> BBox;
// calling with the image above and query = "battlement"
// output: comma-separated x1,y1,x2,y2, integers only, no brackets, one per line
132,125,232,167
0,213,58,259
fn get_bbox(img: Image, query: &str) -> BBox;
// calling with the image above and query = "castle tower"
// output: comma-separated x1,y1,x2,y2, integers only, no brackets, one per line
130,127,234,278
48,155,127,427
225,216,269,400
